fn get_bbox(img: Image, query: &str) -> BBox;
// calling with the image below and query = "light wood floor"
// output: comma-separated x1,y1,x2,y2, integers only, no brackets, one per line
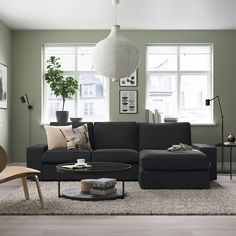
0,175,236,236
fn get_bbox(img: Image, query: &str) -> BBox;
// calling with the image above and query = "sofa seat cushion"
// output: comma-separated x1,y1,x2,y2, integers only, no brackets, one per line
92,149,138,163
140,150,209,171
42,149,91,164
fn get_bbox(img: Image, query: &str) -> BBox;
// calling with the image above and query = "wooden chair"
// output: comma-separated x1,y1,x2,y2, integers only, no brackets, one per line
0,146,44,208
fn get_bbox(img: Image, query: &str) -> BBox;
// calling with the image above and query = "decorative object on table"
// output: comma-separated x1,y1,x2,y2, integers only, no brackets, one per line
228,134,235,143
44,56,79,123
62,163,92,169
20,93,33,146
154,109,161,123
145,109,154,123
0,63,8,109
164,117,178,123
119,70,138,87
70,117,82,123
93,0,139,80
119,90,138,114
0,145,44,208
90,178,117,196
205,95,224,172
80,179,94,193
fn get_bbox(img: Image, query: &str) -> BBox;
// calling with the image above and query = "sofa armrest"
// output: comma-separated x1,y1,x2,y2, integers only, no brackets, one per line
192,143,217,180
27,144,48,180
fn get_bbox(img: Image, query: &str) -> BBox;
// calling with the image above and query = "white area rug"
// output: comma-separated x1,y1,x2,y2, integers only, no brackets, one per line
1,181,236,215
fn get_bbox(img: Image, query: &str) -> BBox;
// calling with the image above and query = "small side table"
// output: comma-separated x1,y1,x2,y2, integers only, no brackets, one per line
216,142,236,180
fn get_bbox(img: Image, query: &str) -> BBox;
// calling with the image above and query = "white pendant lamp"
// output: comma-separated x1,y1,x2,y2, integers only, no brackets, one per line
93,0,140,80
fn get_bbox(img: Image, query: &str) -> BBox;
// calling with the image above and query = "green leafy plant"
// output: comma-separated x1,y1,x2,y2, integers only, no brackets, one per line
44,56,79,111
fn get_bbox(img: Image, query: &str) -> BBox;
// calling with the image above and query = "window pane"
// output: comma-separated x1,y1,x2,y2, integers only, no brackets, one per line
179,46,211,71
180,54,210,71
77,47,94,71
180,75,208,110
147,54,177,71
148,74,176,92
179,74,210,123
148,74,177,117
77,75,108,121
45,47,76,71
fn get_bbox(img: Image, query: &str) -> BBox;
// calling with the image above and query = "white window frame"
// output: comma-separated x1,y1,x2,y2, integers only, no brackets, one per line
146,43,214,125
41,44,110,123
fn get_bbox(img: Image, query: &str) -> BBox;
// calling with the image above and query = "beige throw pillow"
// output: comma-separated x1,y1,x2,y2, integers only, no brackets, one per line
44,125,72,150
60,124,92,151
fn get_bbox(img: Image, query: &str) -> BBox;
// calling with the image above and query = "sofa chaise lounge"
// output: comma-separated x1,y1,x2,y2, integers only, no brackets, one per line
27,122,217,189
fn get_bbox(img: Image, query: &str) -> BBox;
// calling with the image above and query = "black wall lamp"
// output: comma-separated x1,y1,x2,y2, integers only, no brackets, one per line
205,95,224,172
20,94,33,110
20,93,33,146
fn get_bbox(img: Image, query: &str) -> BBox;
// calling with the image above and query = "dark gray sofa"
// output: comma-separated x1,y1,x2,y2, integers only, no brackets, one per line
27,122,217,188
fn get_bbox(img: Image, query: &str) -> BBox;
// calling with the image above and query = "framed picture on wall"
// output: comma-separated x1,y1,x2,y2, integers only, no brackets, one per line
119,70,138,87
0,63,8,109
119,90,138,114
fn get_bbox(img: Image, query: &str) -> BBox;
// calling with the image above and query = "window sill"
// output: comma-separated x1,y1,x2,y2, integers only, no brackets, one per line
191,123,216,127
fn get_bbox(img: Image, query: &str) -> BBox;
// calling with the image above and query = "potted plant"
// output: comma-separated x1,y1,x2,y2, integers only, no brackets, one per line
44,56,79,123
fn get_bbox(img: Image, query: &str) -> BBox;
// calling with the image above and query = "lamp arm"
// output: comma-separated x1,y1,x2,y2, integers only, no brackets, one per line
216,96,224,119
25,94,33,110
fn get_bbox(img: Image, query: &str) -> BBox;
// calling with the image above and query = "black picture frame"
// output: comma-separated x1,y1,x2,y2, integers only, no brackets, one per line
119,90,138,114
0,63,8,109
119,70,138,87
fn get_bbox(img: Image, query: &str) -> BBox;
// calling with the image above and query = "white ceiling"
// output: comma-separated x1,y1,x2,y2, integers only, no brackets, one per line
0,0,236,30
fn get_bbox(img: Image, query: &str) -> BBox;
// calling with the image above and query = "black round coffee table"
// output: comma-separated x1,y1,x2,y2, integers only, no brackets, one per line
56,162,132,201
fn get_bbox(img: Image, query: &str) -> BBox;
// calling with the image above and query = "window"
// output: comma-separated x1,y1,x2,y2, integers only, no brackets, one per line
146,44,213,124
42,45,109,123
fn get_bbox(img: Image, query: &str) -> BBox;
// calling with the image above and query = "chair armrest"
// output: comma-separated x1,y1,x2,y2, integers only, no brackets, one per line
27,144,48,180
192,143,217,180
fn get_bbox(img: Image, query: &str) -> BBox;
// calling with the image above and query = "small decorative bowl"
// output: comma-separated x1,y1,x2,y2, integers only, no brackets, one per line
70,117,82,123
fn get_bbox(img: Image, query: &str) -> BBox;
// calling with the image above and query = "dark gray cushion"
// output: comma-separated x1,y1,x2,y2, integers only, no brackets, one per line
94,122,138,150
140,150,209,171
42,149,91,164
92,149,138,163
138,122,191,150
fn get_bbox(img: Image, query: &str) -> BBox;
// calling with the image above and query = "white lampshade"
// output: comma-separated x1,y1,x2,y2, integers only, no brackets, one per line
93,25,139,79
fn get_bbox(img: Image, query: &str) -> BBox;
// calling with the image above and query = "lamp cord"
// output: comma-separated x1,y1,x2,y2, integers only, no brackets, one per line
114,1,117,25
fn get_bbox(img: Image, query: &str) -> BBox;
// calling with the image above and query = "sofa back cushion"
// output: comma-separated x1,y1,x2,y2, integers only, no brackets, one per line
50,122,94,149
138,122,192,150
94,122,138,150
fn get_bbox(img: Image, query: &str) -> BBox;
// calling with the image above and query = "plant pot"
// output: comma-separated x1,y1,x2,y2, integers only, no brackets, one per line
56,111,69,123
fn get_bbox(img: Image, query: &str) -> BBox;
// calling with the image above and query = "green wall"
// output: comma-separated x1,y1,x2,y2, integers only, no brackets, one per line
12,30,236,163
0,21,11,159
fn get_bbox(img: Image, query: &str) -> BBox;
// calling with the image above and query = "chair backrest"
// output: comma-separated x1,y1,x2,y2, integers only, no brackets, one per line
0,146,7,173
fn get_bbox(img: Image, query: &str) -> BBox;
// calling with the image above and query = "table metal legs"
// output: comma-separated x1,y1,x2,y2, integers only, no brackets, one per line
122,178,125,198
58,173,61,197
230,147,232,180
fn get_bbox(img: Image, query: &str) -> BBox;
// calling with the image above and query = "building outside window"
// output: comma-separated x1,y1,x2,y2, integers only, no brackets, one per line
146,44,213,124
42,45,109,123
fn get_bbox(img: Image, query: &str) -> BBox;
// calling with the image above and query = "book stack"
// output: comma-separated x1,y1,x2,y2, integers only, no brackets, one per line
164,117,178,123
90,178,117,196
